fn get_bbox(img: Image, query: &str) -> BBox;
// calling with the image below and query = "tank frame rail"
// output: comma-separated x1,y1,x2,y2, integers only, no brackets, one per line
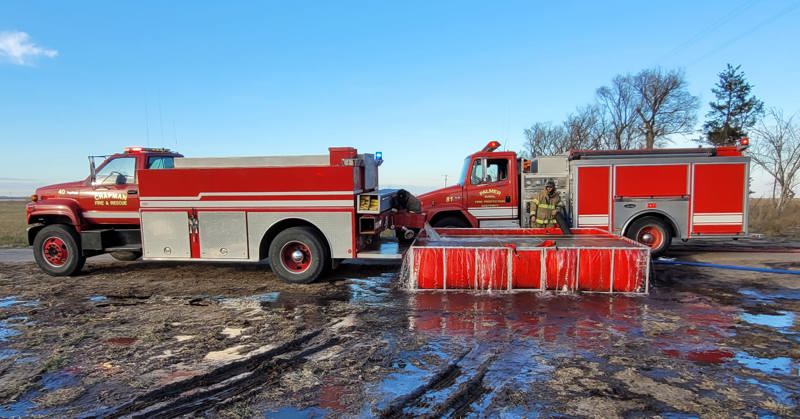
408,228,650,294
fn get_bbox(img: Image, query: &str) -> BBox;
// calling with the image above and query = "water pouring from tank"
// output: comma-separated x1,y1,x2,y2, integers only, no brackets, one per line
401,226,650,294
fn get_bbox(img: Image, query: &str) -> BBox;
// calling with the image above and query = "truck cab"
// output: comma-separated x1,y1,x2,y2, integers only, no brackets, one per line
26,147,182,273
417,141,523,228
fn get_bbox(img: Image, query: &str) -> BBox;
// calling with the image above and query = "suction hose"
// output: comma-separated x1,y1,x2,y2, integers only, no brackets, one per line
653,259,800,276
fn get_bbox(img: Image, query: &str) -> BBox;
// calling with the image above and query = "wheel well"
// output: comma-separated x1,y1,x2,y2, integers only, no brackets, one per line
27,216,75,245
624,212,678,238
428,211,470,227
258,219,332,261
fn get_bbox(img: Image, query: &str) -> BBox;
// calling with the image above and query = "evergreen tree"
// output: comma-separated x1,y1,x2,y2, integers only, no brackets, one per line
704,64,764,146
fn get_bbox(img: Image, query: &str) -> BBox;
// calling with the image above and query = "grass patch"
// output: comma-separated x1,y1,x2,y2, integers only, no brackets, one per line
0,200,27,247
749,198,800,238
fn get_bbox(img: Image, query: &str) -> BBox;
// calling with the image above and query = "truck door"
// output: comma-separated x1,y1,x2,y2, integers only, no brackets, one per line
465,156,518,226
575,166,611,231
691,163,747,235
83,156,140,224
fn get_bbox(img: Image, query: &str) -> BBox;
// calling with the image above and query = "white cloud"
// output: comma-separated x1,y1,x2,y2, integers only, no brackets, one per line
0,30,58,65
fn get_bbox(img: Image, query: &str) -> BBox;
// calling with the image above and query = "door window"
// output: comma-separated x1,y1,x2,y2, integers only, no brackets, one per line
486,159,508,183
470,159,485,185
95,157,136,185
147,156,175,169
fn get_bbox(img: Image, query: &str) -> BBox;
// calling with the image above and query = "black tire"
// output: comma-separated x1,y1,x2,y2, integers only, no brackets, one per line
32,224,86,276
268,227,327,284
625,216,672,257
110,251,142,261
432,216,470,228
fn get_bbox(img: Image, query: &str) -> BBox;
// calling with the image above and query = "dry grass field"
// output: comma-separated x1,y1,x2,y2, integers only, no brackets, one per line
0,200,27,247
0,199,796,248
749,198,800,237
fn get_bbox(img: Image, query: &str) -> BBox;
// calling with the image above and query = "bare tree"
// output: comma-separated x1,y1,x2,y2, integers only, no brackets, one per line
565,105,608,150
597,75,640,149
633,68,699,148
523,122,568,157
750,109,800,214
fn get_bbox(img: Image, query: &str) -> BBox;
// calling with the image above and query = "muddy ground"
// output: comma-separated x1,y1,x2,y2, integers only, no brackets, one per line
0,243,798,418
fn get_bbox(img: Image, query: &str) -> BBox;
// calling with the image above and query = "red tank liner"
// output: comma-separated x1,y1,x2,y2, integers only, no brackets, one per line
408,228,650,294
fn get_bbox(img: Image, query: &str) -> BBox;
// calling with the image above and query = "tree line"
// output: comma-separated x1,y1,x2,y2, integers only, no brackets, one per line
523,64,799,214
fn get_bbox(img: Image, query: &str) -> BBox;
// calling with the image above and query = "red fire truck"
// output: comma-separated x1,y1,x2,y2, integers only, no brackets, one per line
26,147,423,282
418,141,751,255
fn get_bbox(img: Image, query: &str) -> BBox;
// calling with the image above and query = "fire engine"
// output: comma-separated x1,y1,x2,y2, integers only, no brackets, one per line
417,140,751,255
26,146,424,283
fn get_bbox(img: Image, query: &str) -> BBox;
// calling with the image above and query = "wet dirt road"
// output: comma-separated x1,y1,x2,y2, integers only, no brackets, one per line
0,248,798,417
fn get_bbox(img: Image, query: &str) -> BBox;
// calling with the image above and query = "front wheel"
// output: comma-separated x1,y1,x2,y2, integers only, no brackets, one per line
33,225,86,276
625,217,672,257
268,227,327,284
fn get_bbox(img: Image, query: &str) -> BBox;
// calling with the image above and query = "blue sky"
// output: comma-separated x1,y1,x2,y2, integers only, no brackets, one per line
1,1,798,196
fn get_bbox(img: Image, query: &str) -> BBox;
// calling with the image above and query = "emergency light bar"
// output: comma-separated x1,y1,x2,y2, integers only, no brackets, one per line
482,141,501,152
124,146,171,153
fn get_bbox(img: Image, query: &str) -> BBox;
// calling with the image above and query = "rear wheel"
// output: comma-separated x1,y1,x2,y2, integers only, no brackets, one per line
432,216,470,228
268,227,327,284
33,225,86,276
110,251,142,261
625,217,672,257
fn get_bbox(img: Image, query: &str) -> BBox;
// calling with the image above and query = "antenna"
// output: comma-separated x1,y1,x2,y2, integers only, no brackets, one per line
442,174,448,187
144,92,150,146
172,120,178,146
157,91,165,145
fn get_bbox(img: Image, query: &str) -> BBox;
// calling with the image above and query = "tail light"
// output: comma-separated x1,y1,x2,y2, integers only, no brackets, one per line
738,137,749,151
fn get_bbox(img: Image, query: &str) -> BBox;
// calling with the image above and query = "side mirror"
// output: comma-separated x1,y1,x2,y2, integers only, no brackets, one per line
88,157,97,184
115,174,126,185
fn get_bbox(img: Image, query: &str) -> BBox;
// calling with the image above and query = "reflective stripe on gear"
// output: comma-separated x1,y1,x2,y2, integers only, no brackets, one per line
535,218,556,224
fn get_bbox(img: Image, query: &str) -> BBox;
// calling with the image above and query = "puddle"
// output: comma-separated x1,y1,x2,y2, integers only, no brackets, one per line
0,296,39,308
88,295,107,302
737,377,796,407
41,370,81,391
734,352,797,376
369,341,455,413
739,288,800,302
0,369,79,417
264,406,329,418
740,311,796,330
345,274,397,307
0,316,30,343
0,348,18,360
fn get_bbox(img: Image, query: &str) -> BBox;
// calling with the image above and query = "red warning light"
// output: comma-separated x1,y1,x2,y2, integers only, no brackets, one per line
482,141,501,152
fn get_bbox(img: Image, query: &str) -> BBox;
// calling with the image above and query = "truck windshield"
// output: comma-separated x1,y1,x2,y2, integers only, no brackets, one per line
457,157,470,186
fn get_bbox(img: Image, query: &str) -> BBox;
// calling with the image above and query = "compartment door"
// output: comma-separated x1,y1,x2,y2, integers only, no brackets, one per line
198,212,249,259
141,211,191,258
691,163,746,235
576,166,611,231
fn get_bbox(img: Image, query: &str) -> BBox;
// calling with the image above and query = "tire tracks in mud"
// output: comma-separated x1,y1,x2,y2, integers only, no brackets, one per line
86,327,342,418
379,349,499,418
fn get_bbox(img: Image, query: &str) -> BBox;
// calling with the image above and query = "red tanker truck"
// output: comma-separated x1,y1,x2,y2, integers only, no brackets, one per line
26,146,424,282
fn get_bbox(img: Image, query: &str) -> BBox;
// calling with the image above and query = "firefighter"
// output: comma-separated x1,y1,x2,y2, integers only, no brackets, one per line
530,179,563,228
